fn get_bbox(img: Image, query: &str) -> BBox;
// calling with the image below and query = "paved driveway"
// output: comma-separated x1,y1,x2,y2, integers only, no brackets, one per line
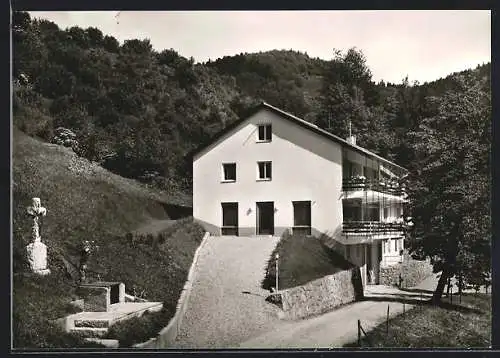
170,236,282,349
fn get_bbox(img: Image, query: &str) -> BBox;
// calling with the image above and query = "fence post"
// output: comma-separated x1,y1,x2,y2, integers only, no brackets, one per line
459,273,462,304
358,319,361,346
275,253,279,292
386,304,389,336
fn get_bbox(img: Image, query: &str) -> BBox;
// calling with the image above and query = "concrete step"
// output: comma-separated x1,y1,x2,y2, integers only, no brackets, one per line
74,319,110,328
70,327,109,338
84,338,119,348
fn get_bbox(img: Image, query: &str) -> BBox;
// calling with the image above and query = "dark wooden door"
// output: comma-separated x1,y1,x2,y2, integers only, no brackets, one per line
256,202,274,235
221,202,239,236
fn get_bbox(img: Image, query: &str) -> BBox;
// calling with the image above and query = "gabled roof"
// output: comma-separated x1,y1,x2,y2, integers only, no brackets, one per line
192,102,408,174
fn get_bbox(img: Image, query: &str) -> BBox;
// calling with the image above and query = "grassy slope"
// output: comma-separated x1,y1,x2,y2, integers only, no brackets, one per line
263,232,354,290
344,294,491,348
12,130,202,348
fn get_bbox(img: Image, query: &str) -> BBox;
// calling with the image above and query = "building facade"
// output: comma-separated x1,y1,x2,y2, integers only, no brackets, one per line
192,102,408,286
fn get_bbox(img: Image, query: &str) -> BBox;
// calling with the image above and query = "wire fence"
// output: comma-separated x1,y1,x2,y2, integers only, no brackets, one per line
356,294,428,347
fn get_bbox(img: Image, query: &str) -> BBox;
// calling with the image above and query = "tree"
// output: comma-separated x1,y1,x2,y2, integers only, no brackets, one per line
316,48,376,143
34,63,76,99
405,72,491,303
12,12,48,79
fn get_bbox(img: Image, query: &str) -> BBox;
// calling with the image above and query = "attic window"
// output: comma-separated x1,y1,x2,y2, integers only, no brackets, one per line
222,163,236,182
257,124,272,142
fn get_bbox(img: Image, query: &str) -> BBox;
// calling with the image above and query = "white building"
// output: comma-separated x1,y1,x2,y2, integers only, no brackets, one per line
192,102,408,286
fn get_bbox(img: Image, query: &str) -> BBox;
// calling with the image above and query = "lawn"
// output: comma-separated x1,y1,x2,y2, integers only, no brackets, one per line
12,130,203,348
262,231,354,290
344,293,491,348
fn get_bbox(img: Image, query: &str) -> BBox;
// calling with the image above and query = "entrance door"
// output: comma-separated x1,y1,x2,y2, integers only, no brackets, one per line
293,201,312,236
221,202,239,236
366,245,373,284
256,202,274,235
366,243,378,285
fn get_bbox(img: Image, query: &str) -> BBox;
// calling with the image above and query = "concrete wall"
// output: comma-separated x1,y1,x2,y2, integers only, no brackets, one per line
280,267,363,320
193,108,343,239
79,287,109,312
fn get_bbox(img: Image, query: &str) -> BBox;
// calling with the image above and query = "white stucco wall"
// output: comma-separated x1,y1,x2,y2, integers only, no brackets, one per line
193,108,343,238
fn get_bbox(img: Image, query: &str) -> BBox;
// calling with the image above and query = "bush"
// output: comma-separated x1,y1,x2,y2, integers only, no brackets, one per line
51,127,79,152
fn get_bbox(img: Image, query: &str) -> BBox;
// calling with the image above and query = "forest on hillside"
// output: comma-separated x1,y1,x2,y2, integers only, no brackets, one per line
13,12,489,190
13,11,491,295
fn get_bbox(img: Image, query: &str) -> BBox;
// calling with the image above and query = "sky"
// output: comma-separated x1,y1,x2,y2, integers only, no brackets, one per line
28,10,491,84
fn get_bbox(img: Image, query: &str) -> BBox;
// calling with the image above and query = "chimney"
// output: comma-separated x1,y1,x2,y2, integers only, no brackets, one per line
347,135,357,145
346,120,356,145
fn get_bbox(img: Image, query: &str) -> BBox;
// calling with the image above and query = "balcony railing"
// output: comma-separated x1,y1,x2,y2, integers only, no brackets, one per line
342,221,405,235
342,176,406,196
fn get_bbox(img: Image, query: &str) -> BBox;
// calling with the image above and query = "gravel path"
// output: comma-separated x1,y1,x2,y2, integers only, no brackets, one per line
170,236,282,349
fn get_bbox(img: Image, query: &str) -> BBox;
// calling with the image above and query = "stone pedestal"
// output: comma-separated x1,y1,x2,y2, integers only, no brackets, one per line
26,241,51,275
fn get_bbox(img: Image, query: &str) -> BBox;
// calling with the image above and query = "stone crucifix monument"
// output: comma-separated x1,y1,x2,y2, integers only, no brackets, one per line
26,198,51,275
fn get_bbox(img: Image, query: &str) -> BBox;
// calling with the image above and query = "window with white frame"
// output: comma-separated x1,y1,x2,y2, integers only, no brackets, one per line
257,124,272,142
257,161,272,180
222,163,236,182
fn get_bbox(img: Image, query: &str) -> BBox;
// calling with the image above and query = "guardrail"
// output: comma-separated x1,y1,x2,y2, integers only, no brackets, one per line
342,178,406,196
342,221,405,234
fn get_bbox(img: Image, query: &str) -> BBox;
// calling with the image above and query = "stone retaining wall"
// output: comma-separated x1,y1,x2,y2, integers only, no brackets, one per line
380,253,434,288
280,267,363,320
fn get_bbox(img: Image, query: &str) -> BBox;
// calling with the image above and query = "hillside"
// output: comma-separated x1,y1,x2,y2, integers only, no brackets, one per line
206,49,327,120
13,129,204,348
13,11,490,186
